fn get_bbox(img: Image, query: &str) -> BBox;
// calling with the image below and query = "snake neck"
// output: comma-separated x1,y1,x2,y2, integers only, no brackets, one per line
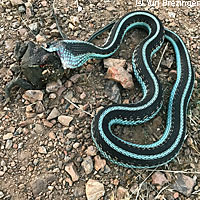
44,11,164,70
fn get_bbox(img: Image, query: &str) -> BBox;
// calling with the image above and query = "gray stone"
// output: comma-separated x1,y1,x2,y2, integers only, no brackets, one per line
30,178,47,197
58,115,73,126
47,108,60,120
86,179,105,200
81,156,93,175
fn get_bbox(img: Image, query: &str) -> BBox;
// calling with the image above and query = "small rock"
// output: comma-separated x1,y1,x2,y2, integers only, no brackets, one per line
80,92,86,100
47,108,60,120
86,179,105,200
7,127,15,133
28,22,39,35
3,133,13,140
70,74,82,83
33,159,39,166
58,115,73,126
30,178,47,197
66,132,76,139
23,90,43,103
94,155,106,171
81,156,93,175
86,146,97,156
5,140,12,149
0,171,4,176
48,185,54,191
104,58,126,68
117,186,130,200
105,65,134,89
152,172,168,186
46,80,62,93
0,191,4,198
69,23,75,30
36,34,46,43
105,80,121,103
64,90,74,101
70,16,80,26
49,93,57,99
5,39,14,51
34,124,44,134
74,185,85,197
43,119,54,128
38,146,47,154
65,162,79,182
104,165,111,173
10,0,23,6
35,101,45,113
173,192,179,199
73,142,80,149
41,1,48,7
48,131,56,140
172,174,196,197
106,6,116,11
18,5,26,13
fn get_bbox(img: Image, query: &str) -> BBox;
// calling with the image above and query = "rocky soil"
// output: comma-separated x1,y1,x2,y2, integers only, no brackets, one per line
0,0,200,199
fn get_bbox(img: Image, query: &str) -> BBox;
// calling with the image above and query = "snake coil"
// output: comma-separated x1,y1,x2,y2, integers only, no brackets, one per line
45,11,194,168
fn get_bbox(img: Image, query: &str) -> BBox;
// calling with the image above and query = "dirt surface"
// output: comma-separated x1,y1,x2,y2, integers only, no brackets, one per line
0,0,200,199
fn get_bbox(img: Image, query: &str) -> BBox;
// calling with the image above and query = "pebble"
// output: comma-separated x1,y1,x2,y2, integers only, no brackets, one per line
74,185,85,197
48,131,56,140
47,108,60,120
33,158,39,166
0,171,5,176
18,5,26,13
0,191,4,198
38,146,47,154
117,186,130,200
35,101,45,113
58,115,73,126
105,80,121,103
80,92,86,100
36,34,46,43
70,74,82,83
152,172,168,186
34,124,44,134
30,178,47,197
86,179,105,200
104,58,126,68
28,22,39,35
105,64,134,89
5,140,13,149
94,155,106,171
49,93,57,99
3,133,13,140
43,119,54,128
65,162,79,182
172,174,196,197
86,146,97,156
64,90,74,101
23,90,44,103
10,0,23,6
5,39,14,51
81,156,93,175
46,80,62,93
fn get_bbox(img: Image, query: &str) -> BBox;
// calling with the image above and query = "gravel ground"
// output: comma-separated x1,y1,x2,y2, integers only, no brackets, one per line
0,0,200,199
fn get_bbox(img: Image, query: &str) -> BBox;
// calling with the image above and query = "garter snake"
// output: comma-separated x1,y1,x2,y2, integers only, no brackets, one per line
44,11,195,168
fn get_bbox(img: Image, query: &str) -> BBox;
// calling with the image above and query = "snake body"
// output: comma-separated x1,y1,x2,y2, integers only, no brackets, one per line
45,11,194,168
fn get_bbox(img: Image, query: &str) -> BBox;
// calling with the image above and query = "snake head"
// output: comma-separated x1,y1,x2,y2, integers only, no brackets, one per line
43,40,92,69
